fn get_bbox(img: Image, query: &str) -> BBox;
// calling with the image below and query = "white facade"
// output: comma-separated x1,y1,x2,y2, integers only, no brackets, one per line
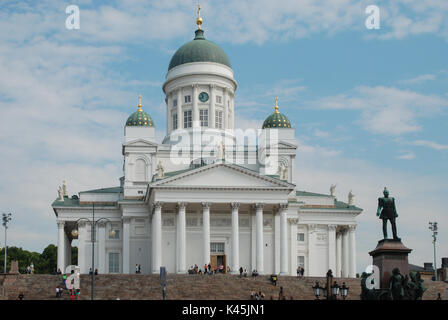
53,26,362,278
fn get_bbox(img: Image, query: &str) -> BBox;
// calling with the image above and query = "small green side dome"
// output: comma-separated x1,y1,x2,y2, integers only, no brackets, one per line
126,95,154,127
168,29,231,71
262,113,291,129
262,97,292,129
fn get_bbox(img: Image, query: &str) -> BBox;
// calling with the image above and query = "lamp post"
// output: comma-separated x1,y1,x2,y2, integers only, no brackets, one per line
311,269,349,300
73,203,113,300
340,282,349,300
2,213,12,274
429,222,438,281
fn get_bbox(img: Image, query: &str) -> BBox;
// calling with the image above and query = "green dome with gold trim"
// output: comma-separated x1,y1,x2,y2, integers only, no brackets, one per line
126,95,154,127
262,97,292,129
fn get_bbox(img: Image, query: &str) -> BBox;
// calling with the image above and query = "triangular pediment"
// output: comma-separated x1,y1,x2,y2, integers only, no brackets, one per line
150,163,295,190
123,139,159,147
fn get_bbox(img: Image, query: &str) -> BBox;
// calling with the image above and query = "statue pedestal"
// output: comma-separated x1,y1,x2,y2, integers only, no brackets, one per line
369,239,412,289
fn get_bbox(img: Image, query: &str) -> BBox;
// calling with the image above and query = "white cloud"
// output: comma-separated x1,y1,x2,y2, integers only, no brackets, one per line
399,74,436,85
396,151,416,160
307,86,448,136
411,140,448,150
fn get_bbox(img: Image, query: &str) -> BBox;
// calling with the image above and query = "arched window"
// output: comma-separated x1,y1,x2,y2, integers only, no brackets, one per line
135,159,147,181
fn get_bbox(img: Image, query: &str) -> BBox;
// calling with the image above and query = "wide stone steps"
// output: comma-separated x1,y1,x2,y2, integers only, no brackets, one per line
0,274,361,300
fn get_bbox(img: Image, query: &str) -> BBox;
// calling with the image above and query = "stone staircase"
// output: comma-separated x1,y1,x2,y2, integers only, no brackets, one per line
0,273,445,300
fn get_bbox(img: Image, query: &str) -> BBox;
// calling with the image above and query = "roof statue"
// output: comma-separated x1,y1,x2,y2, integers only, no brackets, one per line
58,186,64,201
348,190,354,205
62,180,68,197
330,184,337,197
157,161,165,179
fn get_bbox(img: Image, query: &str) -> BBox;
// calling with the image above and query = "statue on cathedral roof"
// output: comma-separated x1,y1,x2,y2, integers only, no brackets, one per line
157,161,165,179
58,186,64,201
330,184,337,197
348,190,354,205
62,180,68,197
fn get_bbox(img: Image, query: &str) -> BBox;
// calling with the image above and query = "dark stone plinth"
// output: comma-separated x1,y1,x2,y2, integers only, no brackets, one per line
369,239,412,289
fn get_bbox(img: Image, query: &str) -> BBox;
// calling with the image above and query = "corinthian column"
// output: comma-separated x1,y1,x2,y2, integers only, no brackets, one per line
342,227,349,278
231,202,240,274
202,202,211,267
122,217,131,274
177,88,182,130
98,221,106,274
152,202,162,273
177,202,187,273
349,225,357,278
328,225,337,275
57,221,66,273
280,204,289,275
254,203,264,274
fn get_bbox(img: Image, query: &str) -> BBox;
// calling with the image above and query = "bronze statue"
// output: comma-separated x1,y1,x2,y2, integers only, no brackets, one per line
389,268,405,300
376,187,400,240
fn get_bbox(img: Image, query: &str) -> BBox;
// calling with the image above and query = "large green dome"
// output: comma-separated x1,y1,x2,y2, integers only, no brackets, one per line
168,29,231,71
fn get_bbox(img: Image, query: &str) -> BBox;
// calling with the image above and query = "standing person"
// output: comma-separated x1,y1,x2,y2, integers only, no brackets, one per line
297,266,300,278
239,267,243,277
138,264,141,273
30,263,34,274
244,268,247,277
208,263,211,273
18,293,24,300
214,265,217,274
135,264,139,274
204,264,208,274
94,269,98,275
301,266,305,278
56,287,60,298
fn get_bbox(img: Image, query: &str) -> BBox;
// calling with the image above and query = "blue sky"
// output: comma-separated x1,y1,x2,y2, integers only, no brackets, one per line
0,0,447,273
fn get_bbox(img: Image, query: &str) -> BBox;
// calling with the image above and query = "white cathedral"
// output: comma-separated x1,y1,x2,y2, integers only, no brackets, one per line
53,8,362,278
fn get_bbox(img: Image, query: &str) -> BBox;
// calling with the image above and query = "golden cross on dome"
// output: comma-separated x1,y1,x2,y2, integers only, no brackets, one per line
138,94,142,111
274,96,279,113
196,3,203,29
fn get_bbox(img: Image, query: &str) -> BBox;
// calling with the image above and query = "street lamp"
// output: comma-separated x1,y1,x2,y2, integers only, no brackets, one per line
311,270,349,300
312,281,322,300
2,213,12,274
340,282,349,300
72,203,114,300
331,281,340,299
429,222,438,281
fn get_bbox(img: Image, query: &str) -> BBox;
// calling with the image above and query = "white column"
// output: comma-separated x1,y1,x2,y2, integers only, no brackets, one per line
307,224,317,277
342,227,349,278
274,210,280,274
255,203,264,274
64,232,70,270
166,95,170,133
98,221,106,274
349,225,357,278
210,84,215,128
223,88,229,129
202,202,211,268
122,217,131,274
251,211,256,271
57,221,66,273
152,202,162,273
177,202,187,273
336,230,342,277
328,225,337,275
192,85,199,128
289,218,298,276
177,88,182,130
77,221,86,273
231,202,240,274
280,204,288,275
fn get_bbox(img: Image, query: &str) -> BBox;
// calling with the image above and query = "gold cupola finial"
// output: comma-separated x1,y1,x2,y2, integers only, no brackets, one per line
196,3,203,29
138,94,142,111
274,96,280,113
